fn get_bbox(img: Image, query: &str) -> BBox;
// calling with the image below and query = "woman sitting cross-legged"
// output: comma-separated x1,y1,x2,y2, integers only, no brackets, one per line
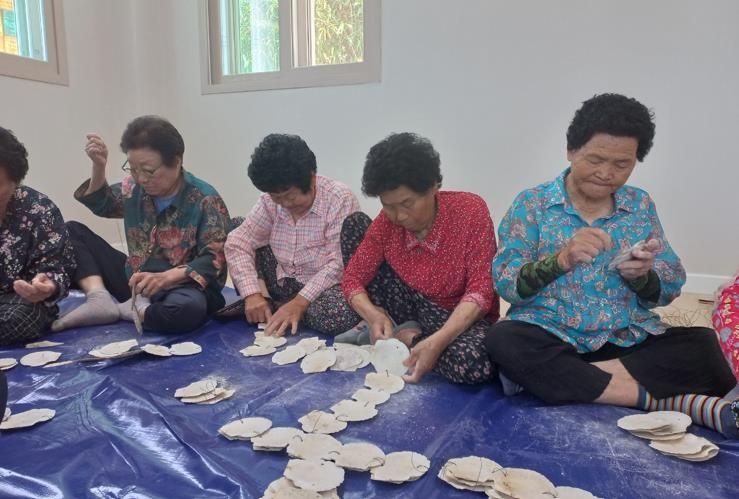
52,115,231,334
341,132,500,384
484,93,738,438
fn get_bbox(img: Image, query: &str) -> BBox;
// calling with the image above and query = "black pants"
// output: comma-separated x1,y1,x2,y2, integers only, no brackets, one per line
66,221,208,333
0,370,7,418
485,320,736,403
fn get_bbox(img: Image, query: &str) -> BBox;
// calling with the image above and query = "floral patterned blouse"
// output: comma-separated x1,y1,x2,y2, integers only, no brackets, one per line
493,168,685,353
0,186,74,304
74,171,230,312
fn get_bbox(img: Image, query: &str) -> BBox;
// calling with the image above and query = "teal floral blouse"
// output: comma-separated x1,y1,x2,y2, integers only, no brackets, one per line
493,168,685,353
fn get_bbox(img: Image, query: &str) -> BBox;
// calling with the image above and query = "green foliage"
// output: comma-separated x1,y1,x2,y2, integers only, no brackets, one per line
314,0,364,65
237,0,279,74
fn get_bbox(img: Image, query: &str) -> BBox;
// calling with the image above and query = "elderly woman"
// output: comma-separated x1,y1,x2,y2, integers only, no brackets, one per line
485,93,738,438
341,133,499,384
225,134,361,337
52,116,231,334
0,127,74,345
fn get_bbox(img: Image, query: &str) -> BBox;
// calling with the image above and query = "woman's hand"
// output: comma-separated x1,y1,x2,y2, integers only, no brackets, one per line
265,296,310,337
13,274,57,303
129,271,173,297
403,335,443,383
617,238,661,280
366,307,394,343
557,228,613,272
244,293,272,325
85,133,108,170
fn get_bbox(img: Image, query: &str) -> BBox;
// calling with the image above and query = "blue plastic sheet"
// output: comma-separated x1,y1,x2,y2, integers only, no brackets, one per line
1,291,738,498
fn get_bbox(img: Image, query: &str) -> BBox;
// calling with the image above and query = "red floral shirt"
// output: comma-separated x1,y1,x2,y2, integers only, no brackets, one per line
342,191,499,322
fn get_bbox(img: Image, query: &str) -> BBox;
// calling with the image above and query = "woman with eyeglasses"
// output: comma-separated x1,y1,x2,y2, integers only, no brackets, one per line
52,115,231,334
0,126,75,345
340,132,500,384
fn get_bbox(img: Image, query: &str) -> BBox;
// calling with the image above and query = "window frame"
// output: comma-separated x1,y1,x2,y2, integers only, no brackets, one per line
199,0,381,94
0,0,68,85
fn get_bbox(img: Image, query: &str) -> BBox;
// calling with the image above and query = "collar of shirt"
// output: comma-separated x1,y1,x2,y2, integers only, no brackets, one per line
543,168,635,219
403,192,447,253
128,170,194,215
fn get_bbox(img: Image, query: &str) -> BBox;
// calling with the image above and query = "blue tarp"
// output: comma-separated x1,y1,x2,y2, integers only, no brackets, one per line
1,291,738,498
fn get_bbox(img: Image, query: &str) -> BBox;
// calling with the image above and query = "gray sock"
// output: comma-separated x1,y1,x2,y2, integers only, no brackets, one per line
499,372,524,396
51,289,120,331
117,296,150,322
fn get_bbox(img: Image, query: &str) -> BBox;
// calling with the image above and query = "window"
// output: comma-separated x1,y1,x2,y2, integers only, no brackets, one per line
201,0,380,93
0,0,67,85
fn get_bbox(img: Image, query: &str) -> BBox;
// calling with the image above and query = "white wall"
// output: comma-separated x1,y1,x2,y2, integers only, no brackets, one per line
2,0,737,293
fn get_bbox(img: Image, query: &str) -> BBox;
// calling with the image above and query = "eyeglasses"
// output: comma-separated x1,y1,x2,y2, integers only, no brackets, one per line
121,160,164,179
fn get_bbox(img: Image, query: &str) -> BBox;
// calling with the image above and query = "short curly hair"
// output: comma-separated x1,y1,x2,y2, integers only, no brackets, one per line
0,127,29,184
120,115,185,167
567,93,655,162
362,133,443,197
247,134,316,193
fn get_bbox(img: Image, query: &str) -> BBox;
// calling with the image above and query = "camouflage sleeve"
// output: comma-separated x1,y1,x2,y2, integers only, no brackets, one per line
626,269,661,303
516,253,565,299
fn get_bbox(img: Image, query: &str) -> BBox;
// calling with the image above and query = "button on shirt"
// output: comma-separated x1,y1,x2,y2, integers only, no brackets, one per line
225,175,360,302
493,168,685,353
342,191,500,322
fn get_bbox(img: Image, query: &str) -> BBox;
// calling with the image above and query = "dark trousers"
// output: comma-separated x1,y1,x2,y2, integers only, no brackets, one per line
66,221,208,334
485,320,736,403
1,370,7,418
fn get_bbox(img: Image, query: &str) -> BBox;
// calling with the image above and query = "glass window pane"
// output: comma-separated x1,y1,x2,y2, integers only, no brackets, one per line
1,0,47,61
312,0,363,66
222,0,279,75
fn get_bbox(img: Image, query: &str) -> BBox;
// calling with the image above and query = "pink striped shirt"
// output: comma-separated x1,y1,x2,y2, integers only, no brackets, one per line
225,175,360,302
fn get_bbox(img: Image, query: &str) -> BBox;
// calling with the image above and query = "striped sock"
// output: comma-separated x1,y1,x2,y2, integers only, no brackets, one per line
636,386,739,438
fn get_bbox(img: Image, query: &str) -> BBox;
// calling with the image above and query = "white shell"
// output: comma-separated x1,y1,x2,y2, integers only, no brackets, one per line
286,432,342,460
370,451,430,483
330,399,378,422
254,335,287,348
241,345,277,357
252,427,304,450
169,341,202,356
284,458,345,492
20,350,62,367
0,408,55,430
333,343,371,368
445,456,502,484
219,416,272,440
24,340,63,348
174,379,218,398
555,486,602,499
296,337,326,355
649,433,718,456
298,410,347,434
617,411,691,433
370,338,410,376
90,339,138,358
261,477,338,499
351,388,391,406
675,446,720,462
330,442,385,471
493,468,556,499
272,345,307,365
0,357,18,370
330,347,366,372
300,349,337,373
438,466,490,492
197,388,235,405
141,344,172,357
364,372,405,394
180,387,224,404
